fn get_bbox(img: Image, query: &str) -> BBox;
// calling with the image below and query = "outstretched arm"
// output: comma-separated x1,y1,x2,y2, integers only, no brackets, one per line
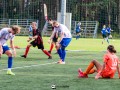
117,61,120,78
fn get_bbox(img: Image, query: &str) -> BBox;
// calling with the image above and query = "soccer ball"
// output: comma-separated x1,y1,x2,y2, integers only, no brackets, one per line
51,85,56,89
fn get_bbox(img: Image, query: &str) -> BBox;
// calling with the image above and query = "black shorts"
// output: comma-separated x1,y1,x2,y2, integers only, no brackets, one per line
102,34,107,38
52,35,58,42
30,40,44,49
107,33,110,37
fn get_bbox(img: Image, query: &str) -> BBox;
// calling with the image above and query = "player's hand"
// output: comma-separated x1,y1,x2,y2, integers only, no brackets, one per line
12,49,16,57
27,39,30,42
48,39,51,44
95,71,101,79
0,52,2,57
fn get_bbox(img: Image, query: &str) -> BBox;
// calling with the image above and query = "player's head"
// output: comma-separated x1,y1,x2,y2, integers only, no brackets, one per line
78,22,81,25
107,45,116,53
103,25,106,28
31,22,37,29
53,21,59,28
11,25,21,35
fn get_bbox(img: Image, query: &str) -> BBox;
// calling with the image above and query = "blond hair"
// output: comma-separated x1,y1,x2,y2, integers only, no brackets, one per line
11,25,21,34
53,21,59,26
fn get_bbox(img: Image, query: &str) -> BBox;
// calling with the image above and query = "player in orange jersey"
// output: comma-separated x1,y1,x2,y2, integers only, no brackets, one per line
78,45,120,79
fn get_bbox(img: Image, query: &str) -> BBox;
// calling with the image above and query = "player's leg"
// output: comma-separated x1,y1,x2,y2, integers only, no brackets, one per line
48,41,54,54
78,60,102,78
39,43,52,59
57,38,72,64
3,45,15,75
56,43,63,62
105,36,109,44
21,44,32,58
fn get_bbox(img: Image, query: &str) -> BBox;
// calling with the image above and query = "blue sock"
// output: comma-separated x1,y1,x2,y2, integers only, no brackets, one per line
61,48,66,62
76,35,80,40
107,39,109,44
57,49,62,59
8,57,13,68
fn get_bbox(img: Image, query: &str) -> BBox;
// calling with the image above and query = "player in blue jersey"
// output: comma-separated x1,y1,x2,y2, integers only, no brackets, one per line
101,25,109,44
0,26,21,75
48,21,72,64
106,25,113,39
76,22,82,40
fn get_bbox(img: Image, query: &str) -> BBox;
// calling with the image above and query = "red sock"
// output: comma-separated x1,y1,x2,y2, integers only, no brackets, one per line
49,43,54,52
24,46,30,56
42,50,51,57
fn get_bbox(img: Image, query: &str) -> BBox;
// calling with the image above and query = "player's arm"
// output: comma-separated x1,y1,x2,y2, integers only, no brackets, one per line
58,32,64,44
48,31,55,44
10,39,16,57
117,60,120,78
95,62,105,79
0,44,3,57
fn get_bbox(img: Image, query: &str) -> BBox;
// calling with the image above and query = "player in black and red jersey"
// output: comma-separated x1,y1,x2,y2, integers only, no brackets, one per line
48,19,58,54
21,22,52,59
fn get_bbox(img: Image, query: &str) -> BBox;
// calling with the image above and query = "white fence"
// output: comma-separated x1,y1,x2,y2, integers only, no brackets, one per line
0,19,38,35
72,21,98,38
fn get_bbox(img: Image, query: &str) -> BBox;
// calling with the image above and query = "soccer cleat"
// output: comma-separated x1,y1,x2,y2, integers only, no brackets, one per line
48,56,52,59
7,70,15,75
48,51,51,54
78,68,88,78
20,55,26,58
57,60,65,64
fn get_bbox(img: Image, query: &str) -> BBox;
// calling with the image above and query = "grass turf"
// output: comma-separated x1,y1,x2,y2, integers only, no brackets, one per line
0,36,120,90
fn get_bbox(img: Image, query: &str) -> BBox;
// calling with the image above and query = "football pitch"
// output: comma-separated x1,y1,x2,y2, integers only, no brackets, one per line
0,36,120,90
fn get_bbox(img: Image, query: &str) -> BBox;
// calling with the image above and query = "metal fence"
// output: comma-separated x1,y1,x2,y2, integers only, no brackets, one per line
0,0,119,34
0,19,38,35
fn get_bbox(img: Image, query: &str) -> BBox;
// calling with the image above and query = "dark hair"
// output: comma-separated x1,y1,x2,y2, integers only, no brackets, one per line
107,45,116,53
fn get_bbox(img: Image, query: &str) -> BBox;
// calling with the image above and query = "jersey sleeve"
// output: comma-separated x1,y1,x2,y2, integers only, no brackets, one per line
0,29,7,38
103,54,109,63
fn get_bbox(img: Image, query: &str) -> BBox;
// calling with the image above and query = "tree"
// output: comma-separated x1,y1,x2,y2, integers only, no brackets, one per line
118,0,120,33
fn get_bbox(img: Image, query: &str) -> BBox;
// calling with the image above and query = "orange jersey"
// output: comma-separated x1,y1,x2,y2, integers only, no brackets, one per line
101,52,119,78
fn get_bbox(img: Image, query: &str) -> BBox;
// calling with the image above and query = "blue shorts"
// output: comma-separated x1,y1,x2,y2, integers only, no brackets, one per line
60,38,72,48
2,45,10,54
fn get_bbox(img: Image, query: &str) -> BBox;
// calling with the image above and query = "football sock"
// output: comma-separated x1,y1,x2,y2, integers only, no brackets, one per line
84,62,94,75
50,43,54,52
61,47,66,62
88,69,96,74
24,46,30,56
42,50,51,56
57,48,62,59
8,57,13,68
107,39,109,44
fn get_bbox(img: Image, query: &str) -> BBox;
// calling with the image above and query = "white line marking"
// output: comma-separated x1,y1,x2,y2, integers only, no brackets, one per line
0,62,57,72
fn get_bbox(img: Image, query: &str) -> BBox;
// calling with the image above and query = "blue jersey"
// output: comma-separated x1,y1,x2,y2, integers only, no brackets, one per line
107,27,111,34
101,28,107,35
76,25,81,33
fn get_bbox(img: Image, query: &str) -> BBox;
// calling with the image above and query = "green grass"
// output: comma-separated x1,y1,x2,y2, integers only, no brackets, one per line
1,36,120,90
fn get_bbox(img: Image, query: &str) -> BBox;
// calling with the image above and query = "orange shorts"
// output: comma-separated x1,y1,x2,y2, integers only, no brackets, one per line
101,70,114,78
